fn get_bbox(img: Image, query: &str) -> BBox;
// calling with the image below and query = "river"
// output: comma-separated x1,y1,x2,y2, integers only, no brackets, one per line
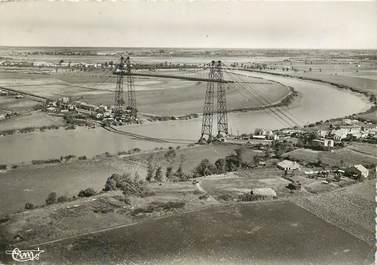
0,71,372,165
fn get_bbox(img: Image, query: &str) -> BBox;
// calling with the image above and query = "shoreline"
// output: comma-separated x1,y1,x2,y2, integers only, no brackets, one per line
0,81,297,137
0,70,373,165
241,69,377,120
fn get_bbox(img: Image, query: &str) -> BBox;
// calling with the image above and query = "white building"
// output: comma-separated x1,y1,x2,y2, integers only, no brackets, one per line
251,188,277,199
312,138,334,148
318,130,329,138
332,126,362,140
348,164,369,179
277,160,301,171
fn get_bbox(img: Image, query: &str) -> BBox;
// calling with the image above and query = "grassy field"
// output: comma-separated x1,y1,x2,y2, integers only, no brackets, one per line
0,96,39,113
345,142,377,157
200,168,292,201
128,143,240,173
1,201,372,265
0,180,218,247
0,157,146,215
0,111,65,132
0,144,239,215
293,179,375,245
282,144,377,167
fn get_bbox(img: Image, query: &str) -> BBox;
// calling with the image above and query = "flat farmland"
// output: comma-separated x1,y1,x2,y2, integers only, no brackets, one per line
294,179,375,245
0,181,217,247
0,96,39,113
0,157,146,215
200,167,292,201
283,146,377,167
0,111,65,131
7,201,373,265
127,144,240,173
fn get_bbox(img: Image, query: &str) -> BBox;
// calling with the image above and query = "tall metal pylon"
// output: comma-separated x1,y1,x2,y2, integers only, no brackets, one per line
113,56,125,119
125,56,137,118
200,61,216,142
215,60,228,136
200,60,228,142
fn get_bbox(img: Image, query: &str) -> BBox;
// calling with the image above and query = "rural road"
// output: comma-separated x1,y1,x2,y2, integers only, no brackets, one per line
196,179,219,203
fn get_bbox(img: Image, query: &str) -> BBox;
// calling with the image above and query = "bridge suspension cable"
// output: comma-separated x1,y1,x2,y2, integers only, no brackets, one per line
224,70,302,128
233,72,302,127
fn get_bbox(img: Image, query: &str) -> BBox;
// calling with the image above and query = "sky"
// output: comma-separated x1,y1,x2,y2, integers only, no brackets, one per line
0,0,376,49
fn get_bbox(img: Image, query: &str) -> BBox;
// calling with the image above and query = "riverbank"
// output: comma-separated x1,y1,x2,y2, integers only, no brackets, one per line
243,69,377,122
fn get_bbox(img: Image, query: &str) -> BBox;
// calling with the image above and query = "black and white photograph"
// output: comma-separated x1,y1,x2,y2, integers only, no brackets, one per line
0,0,376,264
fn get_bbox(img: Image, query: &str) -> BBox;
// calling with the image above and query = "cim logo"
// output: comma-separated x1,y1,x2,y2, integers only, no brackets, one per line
5,248,45,262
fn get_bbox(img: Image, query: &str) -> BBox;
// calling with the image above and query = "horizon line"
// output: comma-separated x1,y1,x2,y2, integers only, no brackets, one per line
0,45,376,51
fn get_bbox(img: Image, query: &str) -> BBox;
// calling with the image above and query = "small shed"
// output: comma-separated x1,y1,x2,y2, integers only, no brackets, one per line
346,164,369,179
277,160,300,171
251,188,277,199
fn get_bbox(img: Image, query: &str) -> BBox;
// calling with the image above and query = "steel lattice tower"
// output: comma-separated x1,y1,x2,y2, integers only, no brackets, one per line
114,56,125,119
200,61,216,142
125,56,137,118
215,61,228,136
200,60,228,142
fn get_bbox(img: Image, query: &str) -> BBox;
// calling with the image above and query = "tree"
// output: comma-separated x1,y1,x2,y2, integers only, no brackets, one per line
193,159,216,177
254,128,264,135
104,172,146,197
45,192,57,205
104,173,121,191
164,149,176,161
154,166,164,182
166,166,174,181
174,165,191,181
25,202,34,210
225,154,241,172
215,158,226,173
78,188,96,197
134,171,141,183
57,196,69,203
175,165,184,179
274,140,294,158
146,159,155,182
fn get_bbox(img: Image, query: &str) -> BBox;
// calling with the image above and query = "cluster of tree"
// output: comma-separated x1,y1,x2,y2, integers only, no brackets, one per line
104,172,146,197
164,148,177,161
78,188,97,197
192,149,251,178
146,160,190,183
25,188,98,210
45,192,68,205
238,192,264,202
272,140,295,158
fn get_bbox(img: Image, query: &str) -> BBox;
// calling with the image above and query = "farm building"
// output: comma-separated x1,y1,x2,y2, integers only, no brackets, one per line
346,164,369,179
312,139,334,149
277,160,301,171
251,188,277,199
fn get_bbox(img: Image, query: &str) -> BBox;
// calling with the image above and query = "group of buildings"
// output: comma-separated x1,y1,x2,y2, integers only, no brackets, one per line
277,159,370,181
277,119,377,150
45,97,137,124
